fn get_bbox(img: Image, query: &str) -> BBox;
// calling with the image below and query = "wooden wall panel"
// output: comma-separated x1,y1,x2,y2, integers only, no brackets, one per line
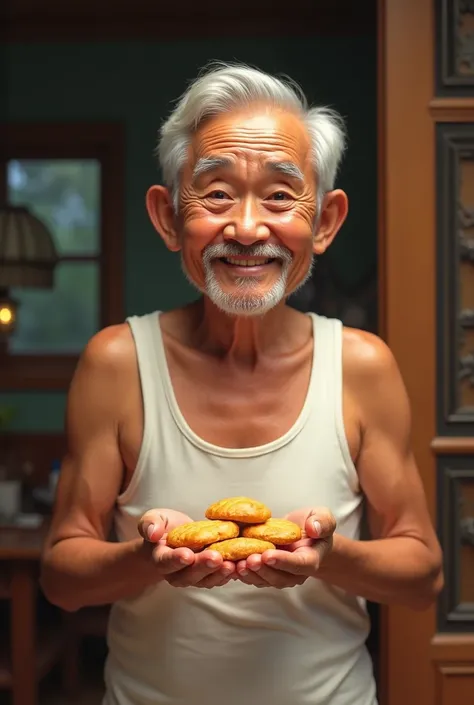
435,665,474,705
436,123,474,432
435,0,474,96
381,0,474,702
437,461,474,631
432,10,474,696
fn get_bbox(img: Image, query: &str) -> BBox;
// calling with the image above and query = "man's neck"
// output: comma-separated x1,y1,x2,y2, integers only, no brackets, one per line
185,297,310,366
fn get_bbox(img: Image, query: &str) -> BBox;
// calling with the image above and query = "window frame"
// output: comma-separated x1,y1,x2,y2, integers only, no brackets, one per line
0,123,125,390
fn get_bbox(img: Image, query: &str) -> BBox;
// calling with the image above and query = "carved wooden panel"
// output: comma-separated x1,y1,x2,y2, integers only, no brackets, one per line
438,459,474,631
436,0,474,94
435,664,474,705
436,123,474,431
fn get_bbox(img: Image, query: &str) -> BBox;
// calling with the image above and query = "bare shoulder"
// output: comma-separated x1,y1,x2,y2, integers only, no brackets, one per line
342,327,400,381
341,327,410,433
67,323,138,423
76,323,137,378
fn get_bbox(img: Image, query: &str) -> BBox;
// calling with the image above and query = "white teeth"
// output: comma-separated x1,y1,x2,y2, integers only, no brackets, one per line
225,258,270,266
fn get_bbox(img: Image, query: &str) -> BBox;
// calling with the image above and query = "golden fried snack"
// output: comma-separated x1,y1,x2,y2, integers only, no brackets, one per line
166,520,239,551
242,518,302,545
208,537,275,561
205,496,271,524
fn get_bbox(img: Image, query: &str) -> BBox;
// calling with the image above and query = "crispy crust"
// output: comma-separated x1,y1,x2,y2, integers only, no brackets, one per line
242,518,302,545
205,496,271,524
166,520,239,551
208,537,275,560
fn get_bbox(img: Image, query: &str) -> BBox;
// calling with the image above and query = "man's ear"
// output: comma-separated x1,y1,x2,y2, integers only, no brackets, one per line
313,189,349,256
146,185,181,252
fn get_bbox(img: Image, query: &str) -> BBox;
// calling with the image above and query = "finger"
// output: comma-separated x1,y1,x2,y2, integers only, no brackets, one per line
261,547,318,576
236,558,268,588
249,562,306,589
245,553,263,571
138,510,169,542
213,560,236,583
195,562,236,589
304,508,337,540
167,550,224,587
237,569,269,588
152,545,195,574
236,559,247,575
286,537,314,551
197,575,233,589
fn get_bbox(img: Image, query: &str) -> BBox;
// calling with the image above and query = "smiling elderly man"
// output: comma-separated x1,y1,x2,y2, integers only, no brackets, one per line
40,63,443,705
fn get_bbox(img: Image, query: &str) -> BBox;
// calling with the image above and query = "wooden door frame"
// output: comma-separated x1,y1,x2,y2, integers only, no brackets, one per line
378,1,438,702
378,2,436,702
378,1,474,703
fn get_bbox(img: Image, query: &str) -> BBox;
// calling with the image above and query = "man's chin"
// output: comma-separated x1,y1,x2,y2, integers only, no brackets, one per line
205,289,285,317
180,263,289,316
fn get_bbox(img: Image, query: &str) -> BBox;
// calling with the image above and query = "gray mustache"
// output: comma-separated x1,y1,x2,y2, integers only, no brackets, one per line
203,243,292,265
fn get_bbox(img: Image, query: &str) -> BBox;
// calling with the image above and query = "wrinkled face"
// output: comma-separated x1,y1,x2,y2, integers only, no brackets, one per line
177,107,318,316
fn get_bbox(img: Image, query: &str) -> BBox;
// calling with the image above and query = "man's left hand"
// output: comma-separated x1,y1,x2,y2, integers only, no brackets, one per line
235,507,336,589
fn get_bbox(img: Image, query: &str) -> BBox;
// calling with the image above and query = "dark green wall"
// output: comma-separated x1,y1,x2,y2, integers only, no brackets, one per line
1,36,376,431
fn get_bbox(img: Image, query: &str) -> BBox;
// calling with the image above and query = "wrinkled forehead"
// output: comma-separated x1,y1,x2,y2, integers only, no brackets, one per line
187,108,313,176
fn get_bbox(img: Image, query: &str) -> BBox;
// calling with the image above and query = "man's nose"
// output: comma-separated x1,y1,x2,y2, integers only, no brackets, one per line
223,197,270,245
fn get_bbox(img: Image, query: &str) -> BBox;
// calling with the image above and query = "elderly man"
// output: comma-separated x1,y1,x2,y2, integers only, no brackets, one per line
41,63,443,705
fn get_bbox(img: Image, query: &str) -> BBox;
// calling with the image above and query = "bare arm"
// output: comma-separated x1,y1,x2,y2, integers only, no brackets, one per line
40,326,161,612
318,332,443,610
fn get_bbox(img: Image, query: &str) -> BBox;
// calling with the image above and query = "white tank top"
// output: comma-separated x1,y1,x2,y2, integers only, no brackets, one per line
104,311,378,705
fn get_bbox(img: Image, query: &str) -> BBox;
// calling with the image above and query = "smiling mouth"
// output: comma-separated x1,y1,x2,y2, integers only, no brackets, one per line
218,257,277,267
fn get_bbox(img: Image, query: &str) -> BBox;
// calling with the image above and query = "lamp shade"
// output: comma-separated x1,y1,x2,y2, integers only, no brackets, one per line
0,205,59,288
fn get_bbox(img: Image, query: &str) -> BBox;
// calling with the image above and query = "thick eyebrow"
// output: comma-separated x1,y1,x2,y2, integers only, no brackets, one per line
192,157,233,181
266,161,304,182
191,156,305,184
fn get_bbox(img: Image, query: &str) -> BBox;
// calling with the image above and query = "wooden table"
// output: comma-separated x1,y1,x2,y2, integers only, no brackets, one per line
0,520,64,705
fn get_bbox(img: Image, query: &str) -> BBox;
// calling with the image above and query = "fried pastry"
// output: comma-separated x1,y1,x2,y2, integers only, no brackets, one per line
205,496,271,524
208,537,275,561
166,520,239,551
242,518,302,545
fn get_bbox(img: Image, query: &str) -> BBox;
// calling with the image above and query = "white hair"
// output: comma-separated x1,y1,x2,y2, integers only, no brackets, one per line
157,62,347,211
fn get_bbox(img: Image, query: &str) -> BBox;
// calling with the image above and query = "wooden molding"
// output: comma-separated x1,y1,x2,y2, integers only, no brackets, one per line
431,437,474,455
0,1,376,41
429,98,474,122
0,355,77,391
431,634,474,662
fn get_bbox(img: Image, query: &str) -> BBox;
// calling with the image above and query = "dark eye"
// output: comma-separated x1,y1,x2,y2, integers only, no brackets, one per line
269,191,291,201
207,190,229,200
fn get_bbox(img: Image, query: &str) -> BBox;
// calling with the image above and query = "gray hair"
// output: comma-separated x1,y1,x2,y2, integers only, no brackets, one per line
157,62,347,212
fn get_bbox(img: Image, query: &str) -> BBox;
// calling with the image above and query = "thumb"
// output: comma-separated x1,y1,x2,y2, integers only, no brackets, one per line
304,507,337,540
138,510,169,543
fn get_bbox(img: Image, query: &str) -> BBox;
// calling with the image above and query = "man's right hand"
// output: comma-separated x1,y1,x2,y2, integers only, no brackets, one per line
138,509,236,588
